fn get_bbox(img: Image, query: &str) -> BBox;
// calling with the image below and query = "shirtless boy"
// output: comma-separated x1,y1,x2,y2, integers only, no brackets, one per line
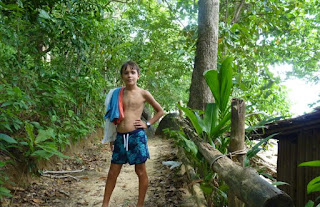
102,61,164,207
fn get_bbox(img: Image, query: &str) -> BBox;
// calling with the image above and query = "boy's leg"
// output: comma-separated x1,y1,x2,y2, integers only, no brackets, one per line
135,163,148,207
102,163,123,207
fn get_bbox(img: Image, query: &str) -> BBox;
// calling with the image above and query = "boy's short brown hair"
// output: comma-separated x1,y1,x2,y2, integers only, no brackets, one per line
120,61,140,75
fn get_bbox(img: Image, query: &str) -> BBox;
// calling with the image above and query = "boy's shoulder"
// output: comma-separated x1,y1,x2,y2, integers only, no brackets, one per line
138,88,152,96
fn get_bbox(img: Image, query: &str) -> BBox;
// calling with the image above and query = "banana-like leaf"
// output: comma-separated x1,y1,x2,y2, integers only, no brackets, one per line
210,111,231,138
177,104,203,136
220,57,233,114
203,103,219,136
299,160,320,167
307,176,320,194
204,70,220,108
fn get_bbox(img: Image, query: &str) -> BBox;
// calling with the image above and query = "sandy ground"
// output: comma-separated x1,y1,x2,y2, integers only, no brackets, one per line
2,136,197,207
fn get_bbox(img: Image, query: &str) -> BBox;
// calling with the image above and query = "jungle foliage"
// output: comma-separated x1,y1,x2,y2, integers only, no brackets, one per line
0,0,319,201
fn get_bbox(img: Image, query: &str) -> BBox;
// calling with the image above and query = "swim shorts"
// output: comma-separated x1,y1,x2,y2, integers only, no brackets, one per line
111,129,150,165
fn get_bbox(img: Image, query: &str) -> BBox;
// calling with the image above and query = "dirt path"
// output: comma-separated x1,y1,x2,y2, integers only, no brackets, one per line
3,135,196,207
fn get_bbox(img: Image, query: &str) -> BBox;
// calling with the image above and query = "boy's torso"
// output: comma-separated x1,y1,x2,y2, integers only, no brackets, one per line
117,87,145,133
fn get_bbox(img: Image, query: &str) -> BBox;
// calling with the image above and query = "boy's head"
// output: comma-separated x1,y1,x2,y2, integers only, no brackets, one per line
120,61,140,76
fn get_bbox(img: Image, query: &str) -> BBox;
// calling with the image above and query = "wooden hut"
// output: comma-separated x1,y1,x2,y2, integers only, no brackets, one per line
260,109,320,206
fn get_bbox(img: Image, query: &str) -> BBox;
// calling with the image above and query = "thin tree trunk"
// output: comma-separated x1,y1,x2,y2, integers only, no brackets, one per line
188,0,219,110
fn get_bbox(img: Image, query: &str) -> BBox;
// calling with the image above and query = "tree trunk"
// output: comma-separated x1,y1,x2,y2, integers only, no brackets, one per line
228,98,246,207
188,0,219,110
178,118,294,207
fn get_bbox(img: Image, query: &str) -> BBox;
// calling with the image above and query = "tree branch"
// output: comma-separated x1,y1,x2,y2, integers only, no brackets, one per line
231,0,245,24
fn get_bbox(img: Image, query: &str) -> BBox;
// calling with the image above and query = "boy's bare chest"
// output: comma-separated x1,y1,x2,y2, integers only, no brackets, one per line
123,92,144,109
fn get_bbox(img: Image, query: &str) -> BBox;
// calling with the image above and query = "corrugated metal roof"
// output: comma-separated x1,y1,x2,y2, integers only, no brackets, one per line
256,109,320,139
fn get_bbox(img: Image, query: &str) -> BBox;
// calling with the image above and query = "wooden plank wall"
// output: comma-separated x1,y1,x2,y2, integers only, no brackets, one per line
278,128,320,206
278,135,297,204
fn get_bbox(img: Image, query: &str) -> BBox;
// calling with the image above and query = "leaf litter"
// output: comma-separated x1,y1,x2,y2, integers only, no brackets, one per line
2,137,197,206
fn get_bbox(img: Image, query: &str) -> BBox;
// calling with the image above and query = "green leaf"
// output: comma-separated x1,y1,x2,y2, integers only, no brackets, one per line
246,133,278,159
211,111,231,138
272,181,289,186
177,104,203,136
307,176,320,194
39,9,51,19
230,23,240,33
31,150,52,160
299,160,320,167
37,144,69,159
0,133,17,144
220,57,233,114
203,103,219,136
200,183,213,195
0,187,12,197
305,200,314,207
204,69,220,107
68,110,74,117
182,137,198,156
25,123,35,151
35,128,55,144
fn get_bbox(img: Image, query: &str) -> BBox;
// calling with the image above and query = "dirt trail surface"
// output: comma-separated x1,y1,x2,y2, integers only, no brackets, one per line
2,135,197,207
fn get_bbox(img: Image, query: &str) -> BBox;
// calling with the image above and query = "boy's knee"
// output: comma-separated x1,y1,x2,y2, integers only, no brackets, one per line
135,168,147,178
108,168,120,179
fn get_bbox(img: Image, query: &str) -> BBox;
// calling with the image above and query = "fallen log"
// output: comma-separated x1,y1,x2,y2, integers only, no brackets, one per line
178,118,294,207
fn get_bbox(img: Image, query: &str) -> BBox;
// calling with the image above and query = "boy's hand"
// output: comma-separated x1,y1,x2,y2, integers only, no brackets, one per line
109,142,114,152
133,119,147,129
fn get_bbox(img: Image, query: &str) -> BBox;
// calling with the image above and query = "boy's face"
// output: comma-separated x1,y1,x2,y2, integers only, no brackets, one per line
121,66,140,86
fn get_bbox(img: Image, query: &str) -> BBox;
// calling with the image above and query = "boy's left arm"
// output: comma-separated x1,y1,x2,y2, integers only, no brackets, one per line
134,90,164,129
144,90,164,125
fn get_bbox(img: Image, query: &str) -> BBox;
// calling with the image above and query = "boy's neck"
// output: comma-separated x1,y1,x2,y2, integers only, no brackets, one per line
124,84,139,91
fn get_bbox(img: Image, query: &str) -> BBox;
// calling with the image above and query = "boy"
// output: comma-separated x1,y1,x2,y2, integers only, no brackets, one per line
102,61,164,207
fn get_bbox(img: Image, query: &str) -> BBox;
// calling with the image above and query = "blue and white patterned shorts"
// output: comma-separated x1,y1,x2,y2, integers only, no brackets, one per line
111,129,150,165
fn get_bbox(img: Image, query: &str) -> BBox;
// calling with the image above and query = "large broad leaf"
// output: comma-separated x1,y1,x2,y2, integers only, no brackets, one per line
220,57,233,114
177,104,203,136
37,144,69,159
35,128,55,144
0,133,17,144
210,111,231,138
299,160,320,167
182,137,198,156
307,176,320,194
203,103,219,136
31,150,52,160
204,70,220,107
